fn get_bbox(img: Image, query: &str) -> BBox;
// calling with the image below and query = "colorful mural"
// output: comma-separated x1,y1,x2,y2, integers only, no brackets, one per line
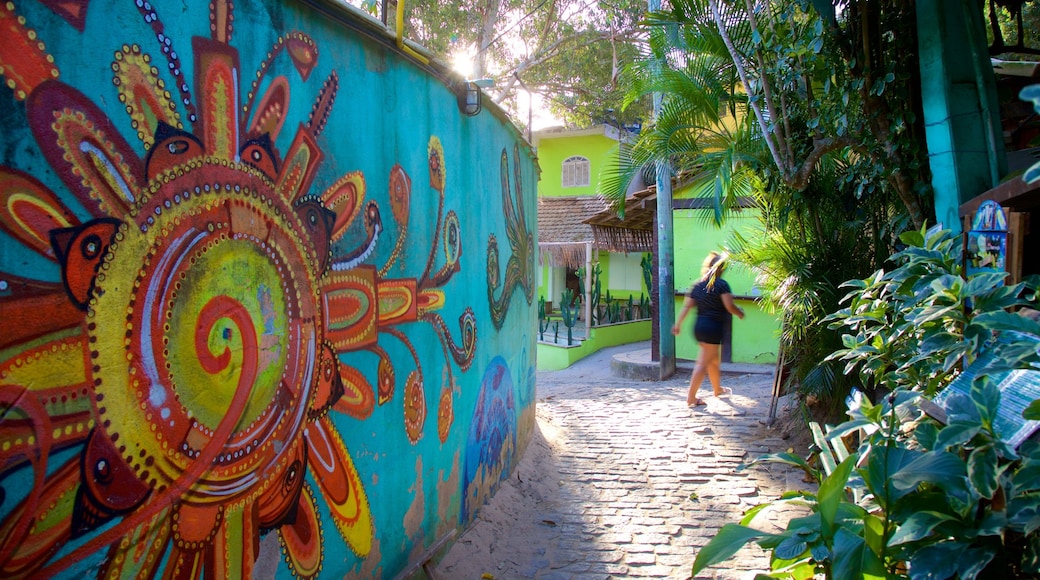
462,356,516,518
0,1,534,578
487,145,535,329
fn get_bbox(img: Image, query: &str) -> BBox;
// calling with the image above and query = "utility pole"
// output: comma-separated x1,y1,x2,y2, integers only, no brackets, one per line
648,0,676,380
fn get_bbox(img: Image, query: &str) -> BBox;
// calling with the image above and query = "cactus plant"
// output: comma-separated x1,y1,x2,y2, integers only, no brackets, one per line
537,296,550,341
559,288,580,345
640,252,652,300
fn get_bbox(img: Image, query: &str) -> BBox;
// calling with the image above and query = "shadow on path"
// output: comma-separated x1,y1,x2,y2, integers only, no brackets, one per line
437,342,812,580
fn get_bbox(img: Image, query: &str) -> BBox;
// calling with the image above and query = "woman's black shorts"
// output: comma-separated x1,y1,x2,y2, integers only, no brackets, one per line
694,317,724,345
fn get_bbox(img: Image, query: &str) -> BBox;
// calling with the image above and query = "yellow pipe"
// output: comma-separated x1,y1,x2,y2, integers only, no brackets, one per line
395,0,430,65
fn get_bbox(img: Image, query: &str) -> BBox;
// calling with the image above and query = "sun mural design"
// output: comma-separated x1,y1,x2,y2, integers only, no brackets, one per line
0,2,475,578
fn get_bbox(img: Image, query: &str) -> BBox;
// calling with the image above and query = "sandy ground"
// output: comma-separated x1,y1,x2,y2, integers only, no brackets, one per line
434,344,811,580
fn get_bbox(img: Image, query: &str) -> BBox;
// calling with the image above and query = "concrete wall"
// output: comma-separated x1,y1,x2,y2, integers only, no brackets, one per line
0,1,536,578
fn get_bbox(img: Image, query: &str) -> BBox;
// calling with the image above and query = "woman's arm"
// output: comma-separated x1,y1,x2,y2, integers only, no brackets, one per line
721,293,745,319
671,296,696,335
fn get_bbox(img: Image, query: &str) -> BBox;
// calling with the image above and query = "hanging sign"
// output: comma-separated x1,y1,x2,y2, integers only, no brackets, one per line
966,200,1008,277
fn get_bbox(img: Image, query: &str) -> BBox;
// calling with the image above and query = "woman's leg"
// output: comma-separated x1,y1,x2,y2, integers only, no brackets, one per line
707,348,725,395
687,342,720,405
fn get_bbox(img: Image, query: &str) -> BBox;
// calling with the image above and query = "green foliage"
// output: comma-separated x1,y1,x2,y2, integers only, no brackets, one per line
640,253,653,297
826,224,1040,397
694,228,1040,579
537,296,550,341
377,0,652,129
730,159,899,415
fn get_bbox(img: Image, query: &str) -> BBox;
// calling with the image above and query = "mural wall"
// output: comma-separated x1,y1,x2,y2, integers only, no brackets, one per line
0,1,536,578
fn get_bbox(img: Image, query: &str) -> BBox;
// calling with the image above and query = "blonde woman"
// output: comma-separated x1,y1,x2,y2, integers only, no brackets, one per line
671,251,745,407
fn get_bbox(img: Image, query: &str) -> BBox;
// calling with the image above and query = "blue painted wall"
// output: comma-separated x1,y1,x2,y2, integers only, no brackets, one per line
0,1,536,577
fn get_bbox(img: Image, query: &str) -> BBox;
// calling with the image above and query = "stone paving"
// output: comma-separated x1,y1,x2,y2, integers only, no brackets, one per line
436,342,812,580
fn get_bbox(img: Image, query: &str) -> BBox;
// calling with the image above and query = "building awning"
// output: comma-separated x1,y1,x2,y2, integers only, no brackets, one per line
583,188,657,253
537,196,609,268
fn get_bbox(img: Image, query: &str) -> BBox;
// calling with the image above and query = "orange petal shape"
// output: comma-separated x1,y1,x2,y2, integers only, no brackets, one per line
403,370,426,444
0,3,60,101
306,71,337,136
276,124,324,205
285,33,318,81
437,384,453,444
192,37,240,161
0,168,78,259
112,45,181,149
374,346,395,405
305,415,373,556
322,171,365,242
331,362,375,420
278,483,323,578
247,76,289,142
377,279,418,326
28,80,142,218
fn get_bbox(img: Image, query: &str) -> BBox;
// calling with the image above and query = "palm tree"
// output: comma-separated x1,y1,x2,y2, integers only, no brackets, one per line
605,0,917,415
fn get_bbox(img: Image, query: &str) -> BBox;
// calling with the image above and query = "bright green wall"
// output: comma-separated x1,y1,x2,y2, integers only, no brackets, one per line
537,320,653,370
536,131,618,197
670,208,780,364
672,298,780,364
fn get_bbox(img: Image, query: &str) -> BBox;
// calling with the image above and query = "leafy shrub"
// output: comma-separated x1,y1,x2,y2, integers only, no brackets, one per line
826,226,1038,397
693,225,1040,579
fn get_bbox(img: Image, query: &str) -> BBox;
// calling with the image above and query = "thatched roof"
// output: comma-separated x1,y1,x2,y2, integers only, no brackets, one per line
584,188,657,253
537,196,609,268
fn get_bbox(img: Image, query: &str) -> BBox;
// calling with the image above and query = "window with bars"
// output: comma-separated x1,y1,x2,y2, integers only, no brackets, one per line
561,156,590,188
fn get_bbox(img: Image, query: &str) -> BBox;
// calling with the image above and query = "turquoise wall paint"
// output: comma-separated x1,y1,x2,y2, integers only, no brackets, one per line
535,130,618,197
0,1,536,578
917,0,1006,232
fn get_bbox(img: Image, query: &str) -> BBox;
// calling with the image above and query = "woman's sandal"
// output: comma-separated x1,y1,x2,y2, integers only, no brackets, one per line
687,398,706,408
714,387,733,397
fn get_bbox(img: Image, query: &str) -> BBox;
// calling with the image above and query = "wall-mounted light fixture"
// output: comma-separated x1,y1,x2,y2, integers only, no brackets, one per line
457,78,493,117
459,82,482,116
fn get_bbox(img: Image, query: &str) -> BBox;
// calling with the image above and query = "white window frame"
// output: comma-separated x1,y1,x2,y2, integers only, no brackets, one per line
561,156,590,188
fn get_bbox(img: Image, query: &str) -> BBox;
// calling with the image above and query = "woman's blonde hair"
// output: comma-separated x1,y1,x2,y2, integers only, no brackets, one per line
700,251,728,289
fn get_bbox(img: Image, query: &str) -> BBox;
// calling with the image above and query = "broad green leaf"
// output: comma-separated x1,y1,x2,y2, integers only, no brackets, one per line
1012,464,1040,496
888,511,957,546
968,445,999,499
970,379,1001,426
899,228,925,248
1009,495,1040,534
957,546,997,580
864,445,919,508
739,502,773,526
748,451,816,478
774,535,809,560
1024,399,1040,421
973,310,1040,335
916,421,939,450
944,393,981,423
976,510,1007,537
691,524,771,574
908,542,964,580
891,451,968,494
831,527,886,580
934,421,981,451
818,455,855,541
862,513,885,554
